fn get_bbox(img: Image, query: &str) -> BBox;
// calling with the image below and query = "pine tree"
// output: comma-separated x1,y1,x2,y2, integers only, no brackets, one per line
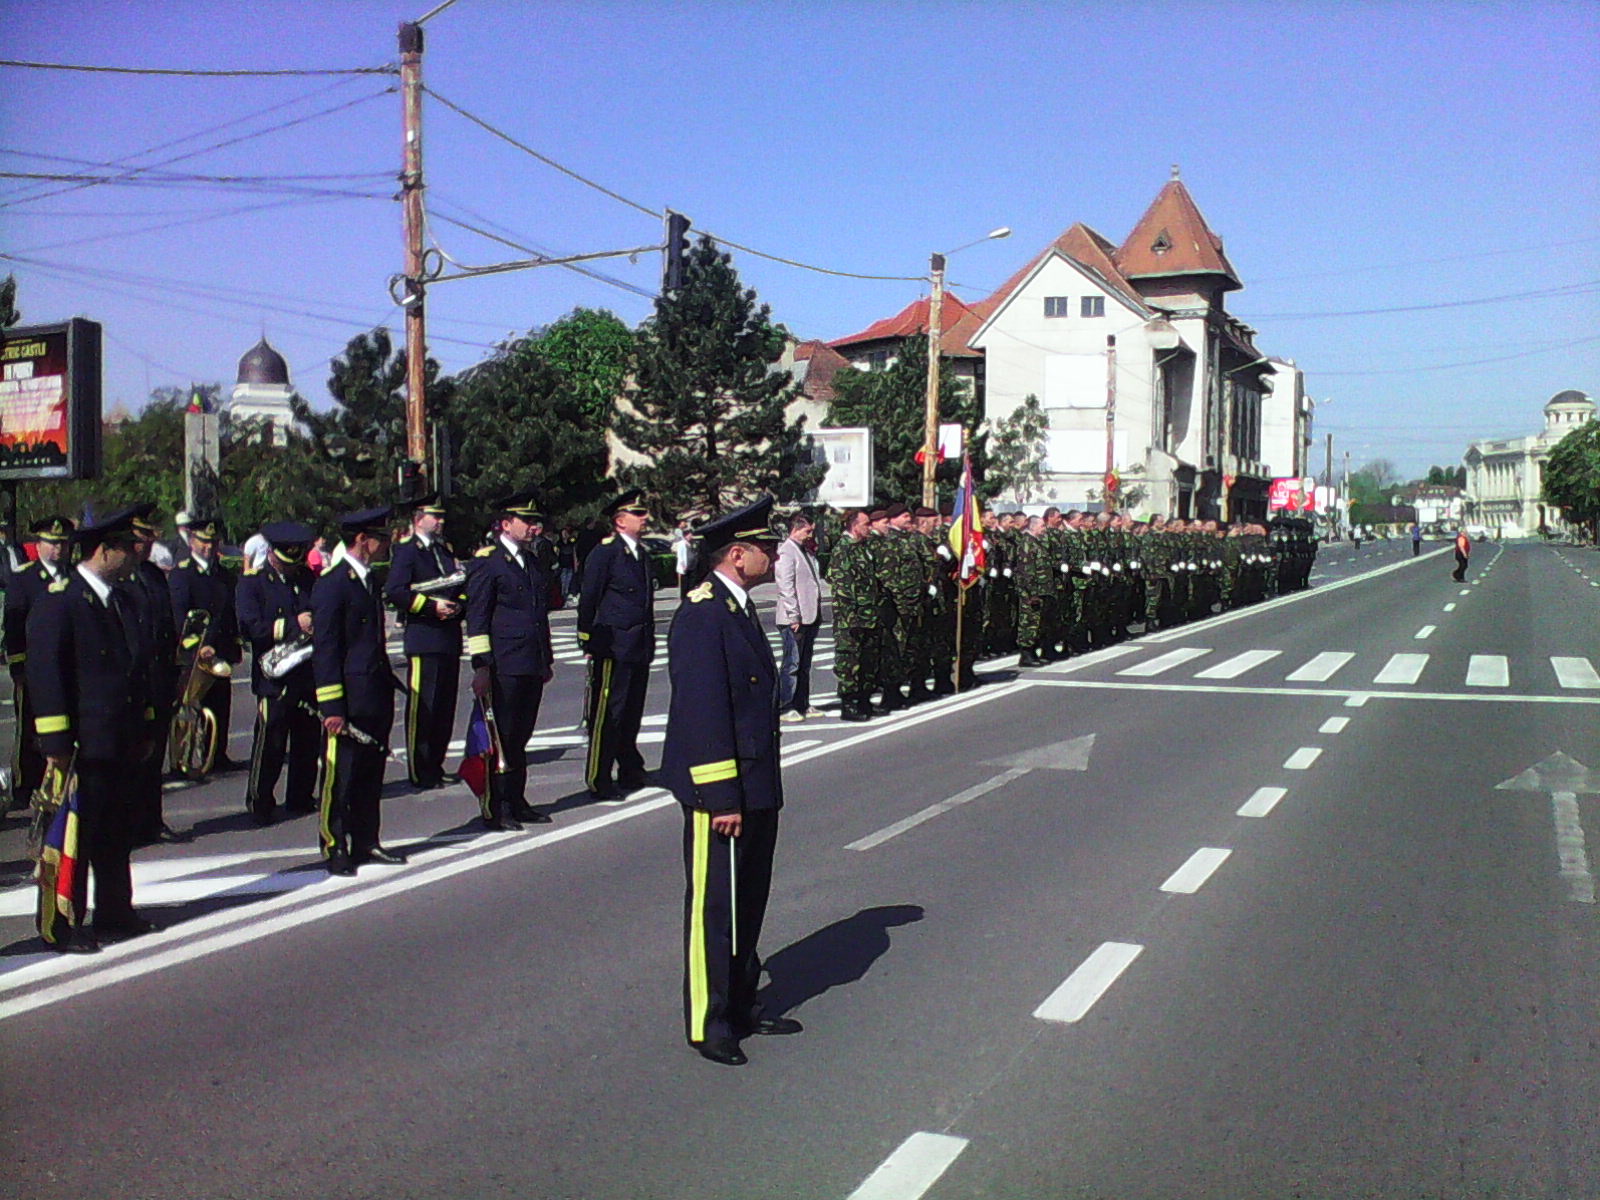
615,236,823,518
0,274,19,329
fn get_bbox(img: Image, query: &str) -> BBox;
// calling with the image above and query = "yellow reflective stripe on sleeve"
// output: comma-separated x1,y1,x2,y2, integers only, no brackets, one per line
467,634,491,656
316,684,344,702
409,594,428,614
688,809,711,1043
36,714,70,734
576,631,590,641
689,759,738,785
6,652,24,665
273,618,286,641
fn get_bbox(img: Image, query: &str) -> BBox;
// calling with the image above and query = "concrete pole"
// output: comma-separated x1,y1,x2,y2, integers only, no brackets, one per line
921,252,945,509
1104,334,1118,512
400,21,428,483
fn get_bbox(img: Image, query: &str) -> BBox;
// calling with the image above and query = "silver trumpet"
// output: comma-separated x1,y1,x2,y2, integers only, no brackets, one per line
260,631,313,679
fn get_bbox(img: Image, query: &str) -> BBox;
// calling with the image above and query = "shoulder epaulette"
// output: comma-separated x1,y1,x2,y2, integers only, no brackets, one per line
687,581,714,603
600,535,615,545
474,545,494,558
397,534,413,545
177,558,193,569
48,578,69,593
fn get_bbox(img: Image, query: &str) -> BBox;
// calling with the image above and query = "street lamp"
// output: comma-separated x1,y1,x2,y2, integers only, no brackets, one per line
922,226,1011,506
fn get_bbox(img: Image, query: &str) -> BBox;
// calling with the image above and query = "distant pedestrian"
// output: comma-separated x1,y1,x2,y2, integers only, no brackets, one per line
1451,527,1471,581
1410,522,1422,557
774,511,822,721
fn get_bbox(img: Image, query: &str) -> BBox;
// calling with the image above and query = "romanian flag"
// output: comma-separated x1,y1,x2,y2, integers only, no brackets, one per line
457,698,494,802
947,452,985,587
35,773,81,945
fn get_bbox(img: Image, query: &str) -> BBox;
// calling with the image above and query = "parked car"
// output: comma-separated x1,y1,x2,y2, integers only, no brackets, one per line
640,535,678,591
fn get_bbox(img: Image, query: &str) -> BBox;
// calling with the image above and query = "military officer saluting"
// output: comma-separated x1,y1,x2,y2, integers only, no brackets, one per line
236,521,320,825
578,488,656,799
465,491,556,830
168,515,244,770
383,493,464,791
312,506,405,876
663,497,800,1066
4,515,74,809
26,508,155,951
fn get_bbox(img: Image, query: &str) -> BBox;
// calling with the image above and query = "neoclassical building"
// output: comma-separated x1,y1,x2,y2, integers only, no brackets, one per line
229,337,299,445
1463,389,1596,535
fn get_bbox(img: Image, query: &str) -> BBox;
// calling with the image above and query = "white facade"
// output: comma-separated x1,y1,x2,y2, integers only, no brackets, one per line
1260,358,1311,480
228,338,299,446
1464,390,1596,536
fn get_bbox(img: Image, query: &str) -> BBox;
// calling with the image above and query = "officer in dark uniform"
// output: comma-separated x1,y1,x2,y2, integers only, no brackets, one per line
663,497,800,1067
578,488,656,799
26,508,154,951
4,515,74,810
465,491,555,830
236,521,320,825
311,506,404,876
383,493,464,790
168,515,243,770
127,506,182,843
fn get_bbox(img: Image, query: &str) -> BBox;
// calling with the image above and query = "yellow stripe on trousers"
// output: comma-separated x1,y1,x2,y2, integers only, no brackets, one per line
585,658,613,790
247,697,268,804
319,732,339,856
406,656,423,784
688,809,712,1043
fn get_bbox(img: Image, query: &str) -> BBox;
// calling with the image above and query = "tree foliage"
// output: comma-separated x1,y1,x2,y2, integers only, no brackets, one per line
615,235,823,519
0,274,18,329
826,333,980,505
533,308,634,427
1425,463,1466,488
1543,417,1600,539
982,394,1049,504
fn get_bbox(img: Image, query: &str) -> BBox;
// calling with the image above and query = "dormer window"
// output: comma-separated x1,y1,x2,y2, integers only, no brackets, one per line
1151,230,1172,256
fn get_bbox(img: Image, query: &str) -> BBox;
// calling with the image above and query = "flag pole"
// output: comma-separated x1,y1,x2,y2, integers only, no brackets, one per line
955,582,966,693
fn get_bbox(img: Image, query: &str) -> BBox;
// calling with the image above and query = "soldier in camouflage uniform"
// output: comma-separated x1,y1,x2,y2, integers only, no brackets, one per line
1039,508,1070,659
872,503,924,710
982,512,1015,656
1015,516,1055,667
1141,515,1169,630
828,509,880,722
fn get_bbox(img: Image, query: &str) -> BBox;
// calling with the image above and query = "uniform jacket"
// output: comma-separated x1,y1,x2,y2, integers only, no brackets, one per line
310,560,394,728
169,555,241,663
26,572,151,760
128,559,179,707
383,533,464,657
826,536,878,629
465,541,553,677
773,537,822,627
3,558,68,677
236,563,315,698
577,535,655,663
661,573,781,815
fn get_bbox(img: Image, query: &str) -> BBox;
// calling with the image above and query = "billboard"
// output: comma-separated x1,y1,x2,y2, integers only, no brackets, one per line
804,427,873,509
0,318,102,481
1269,476,1318,513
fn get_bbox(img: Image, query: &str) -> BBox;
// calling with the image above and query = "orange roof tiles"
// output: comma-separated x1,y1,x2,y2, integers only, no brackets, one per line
829,291,987,357
1113,178,1240,288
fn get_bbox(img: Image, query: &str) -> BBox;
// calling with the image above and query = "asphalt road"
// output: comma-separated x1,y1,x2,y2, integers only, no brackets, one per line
1,537,1597,1199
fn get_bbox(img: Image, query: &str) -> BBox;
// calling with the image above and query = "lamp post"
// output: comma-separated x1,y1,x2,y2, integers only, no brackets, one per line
922,226,1010,507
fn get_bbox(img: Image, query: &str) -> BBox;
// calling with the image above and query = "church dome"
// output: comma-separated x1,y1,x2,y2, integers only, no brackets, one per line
1544,388,1593,411
237,338,290,386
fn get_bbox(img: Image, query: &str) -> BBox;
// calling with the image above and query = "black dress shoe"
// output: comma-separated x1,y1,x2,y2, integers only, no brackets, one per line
693,1040,747,1066
483,814,523,831
839,705,871,723
359,845,408,865
94,914,160,941
326,855,356,877
48,932,99,954
1018,651,1045,668
588,786,621,801
617,773,650,792
744,1015,803,1036
285,801,317,816
510,803,552,824
413,776,444,792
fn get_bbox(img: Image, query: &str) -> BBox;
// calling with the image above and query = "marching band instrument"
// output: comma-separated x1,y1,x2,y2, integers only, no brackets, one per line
409,569,467,597
260,631,313,679
481,696,509,772
169,610,230,780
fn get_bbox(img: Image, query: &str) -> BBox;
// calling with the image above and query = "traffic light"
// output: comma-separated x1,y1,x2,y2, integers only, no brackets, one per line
663,210,691,293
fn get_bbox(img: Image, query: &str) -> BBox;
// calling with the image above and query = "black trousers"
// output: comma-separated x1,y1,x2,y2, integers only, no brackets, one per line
682,806,778,1046
319,716,389,859
1452,551,1469,581
403,653,460,787
585,657,648,791
488,672,545,819
50,757,137,935
9,677,44,809
202,672,232,762
247,692,320,819
132,700,173,838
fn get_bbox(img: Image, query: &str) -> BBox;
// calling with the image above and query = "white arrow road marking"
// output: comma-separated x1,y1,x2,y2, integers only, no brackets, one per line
847,1132,969,1200
1495,751,1599,904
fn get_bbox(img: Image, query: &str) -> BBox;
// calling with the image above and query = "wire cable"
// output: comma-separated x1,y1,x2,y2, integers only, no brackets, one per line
5,194,375,256
415,0,464,23
0,58,394,77
427,210,658,300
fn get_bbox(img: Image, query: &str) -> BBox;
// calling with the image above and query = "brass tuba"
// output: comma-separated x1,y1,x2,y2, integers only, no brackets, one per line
168,609,231,779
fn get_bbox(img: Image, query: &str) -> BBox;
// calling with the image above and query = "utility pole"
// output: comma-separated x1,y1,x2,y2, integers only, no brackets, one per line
1104,334,1118,512
921,252,945,509
399,21,428,491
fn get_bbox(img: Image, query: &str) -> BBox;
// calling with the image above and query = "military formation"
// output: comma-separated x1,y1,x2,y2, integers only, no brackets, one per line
828,503,1317,715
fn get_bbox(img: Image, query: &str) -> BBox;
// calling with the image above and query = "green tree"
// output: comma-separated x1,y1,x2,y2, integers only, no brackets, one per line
534,308,634,426
446,325,612,537
1,274,18,328
615,235,823,518
982,394,1048,503
1543,418,1600,541
826,333,978,505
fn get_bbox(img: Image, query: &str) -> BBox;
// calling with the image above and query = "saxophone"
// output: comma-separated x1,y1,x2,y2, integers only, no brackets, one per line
169,609,231,779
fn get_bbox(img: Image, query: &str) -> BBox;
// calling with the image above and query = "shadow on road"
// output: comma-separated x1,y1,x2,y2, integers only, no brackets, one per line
757,903,923,1016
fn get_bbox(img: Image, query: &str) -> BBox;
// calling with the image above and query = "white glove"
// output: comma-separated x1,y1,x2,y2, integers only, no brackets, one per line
1003,568,1013,578
1090,560,1102,572
936,545,953,560
1081,564,1094,575
927,584,938,597
1058,563,1070,573
1112,562,1123,572
987,568,998,578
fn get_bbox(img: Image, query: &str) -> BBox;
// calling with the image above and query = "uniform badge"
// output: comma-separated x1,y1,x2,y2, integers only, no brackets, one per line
687,582,714,603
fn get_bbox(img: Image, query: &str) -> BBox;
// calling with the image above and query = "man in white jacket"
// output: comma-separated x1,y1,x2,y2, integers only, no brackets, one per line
773,512,822,721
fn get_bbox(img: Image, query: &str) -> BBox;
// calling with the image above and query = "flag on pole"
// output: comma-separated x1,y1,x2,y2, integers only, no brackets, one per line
35,774,81,946
457,698,494,802
947,452,985,587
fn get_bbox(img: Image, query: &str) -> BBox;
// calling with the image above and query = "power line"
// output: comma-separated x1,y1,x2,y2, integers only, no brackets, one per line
6,194,377,256
0,58,394,78
415,0,465,23
427,209,658,301
0,173,391,202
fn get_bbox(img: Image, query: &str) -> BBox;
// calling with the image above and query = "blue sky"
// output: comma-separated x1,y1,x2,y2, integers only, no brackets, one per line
3,0,1596,479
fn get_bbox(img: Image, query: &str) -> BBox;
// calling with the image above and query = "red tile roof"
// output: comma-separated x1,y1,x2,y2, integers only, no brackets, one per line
829,291,988,357
791,339,852,406
1113,178,1240,288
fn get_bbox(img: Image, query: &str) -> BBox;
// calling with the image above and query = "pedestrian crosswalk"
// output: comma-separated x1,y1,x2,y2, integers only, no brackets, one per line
1109,647,1600,690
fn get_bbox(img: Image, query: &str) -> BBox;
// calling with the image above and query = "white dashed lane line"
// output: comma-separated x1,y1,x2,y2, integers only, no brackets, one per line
1237,786,1287,817
1034,942,1144,1024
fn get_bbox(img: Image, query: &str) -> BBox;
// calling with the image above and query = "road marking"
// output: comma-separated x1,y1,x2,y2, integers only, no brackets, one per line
1443,603,1456,612
1118,647,1210,677
1465,655,1509,687
1552,657,1600,690
846,767,1031,851
1237,786,1287,817
1551,792,1596,904
846,1132,969,1200
1284,747,1322,770
1027,678,1600,708
1194,649,1281,679
1459,589,1471,595
1319,716,1349,733
1345,692,1370,707
1374,653,1428,684
1414,625,1436,640
1159,847,1231,894
1034,942,1143,1023
1286,651,1353,682
783,738,822,754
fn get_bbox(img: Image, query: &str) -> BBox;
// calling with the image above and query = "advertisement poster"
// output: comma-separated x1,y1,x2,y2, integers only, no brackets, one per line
0,318,101,481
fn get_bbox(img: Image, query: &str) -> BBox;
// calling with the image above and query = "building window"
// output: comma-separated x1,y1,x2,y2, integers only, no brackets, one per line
1080,296,1105,318
1044,296,1070,318
866,349,889,371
